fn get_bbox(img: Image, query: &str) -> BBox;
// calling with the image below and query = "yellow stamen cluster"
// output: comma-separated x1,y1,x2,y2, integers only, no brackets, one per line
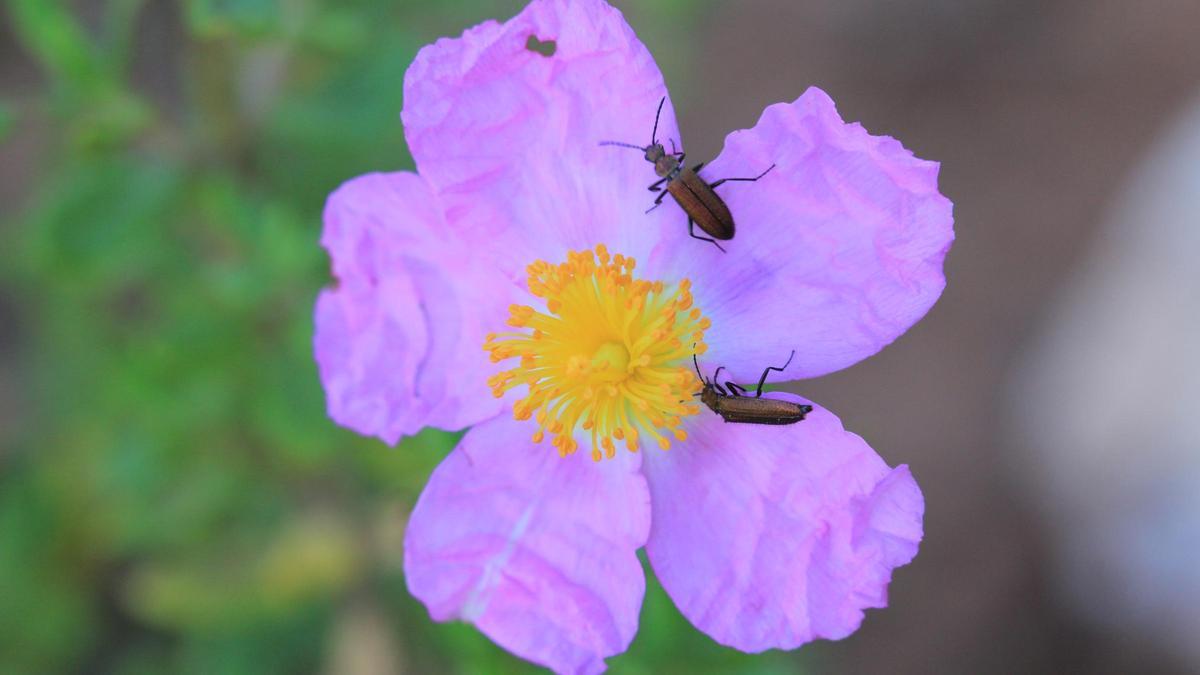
484,245,710,461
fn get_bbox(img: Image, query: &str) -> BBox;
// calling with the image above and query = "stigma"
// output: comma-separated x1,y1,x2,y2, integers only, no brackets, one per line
484,245,710,461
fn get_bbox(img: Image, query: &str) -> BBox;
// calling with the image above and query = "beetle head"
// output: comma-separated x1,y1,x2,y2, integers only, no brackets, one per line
644,143,666,163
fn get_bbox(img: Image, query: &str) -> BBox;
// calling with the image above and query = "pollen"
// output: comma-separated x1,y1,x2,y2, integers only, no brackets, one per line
484,245,708,461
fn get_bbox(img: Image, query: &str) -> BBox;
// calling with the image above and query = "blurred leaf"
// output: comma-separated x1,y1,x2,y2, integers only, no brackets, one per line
71,89,156,150
260,36,417,214
103,0,150,69
186,0,283,40
257,514,362,611
0,468,96,672
125,513,360,631
177,607,331,675
294,7,369,54
6,0,106,90
6,0,154,149
18,156,183,285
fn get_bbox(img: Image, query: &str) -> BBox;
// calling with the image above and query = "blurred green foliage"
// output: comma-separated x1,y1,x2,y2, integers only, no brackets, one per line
0,1,799,673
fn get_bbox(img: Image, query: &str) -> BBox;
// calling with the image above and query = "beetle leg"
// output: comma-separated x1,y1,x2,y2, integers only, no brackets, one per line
753,349,796,397
691,161,706,173
647,176,668,191
726,382,748,397
645,189,670,213
709,163,777,189
655,189,670,204
687,218,727,252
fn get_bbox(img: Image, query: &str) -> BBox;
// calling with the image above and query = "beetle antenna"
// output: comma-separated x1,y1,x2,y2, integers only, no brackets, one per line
598,140,647,151
692,348,706,385
651,96,666,145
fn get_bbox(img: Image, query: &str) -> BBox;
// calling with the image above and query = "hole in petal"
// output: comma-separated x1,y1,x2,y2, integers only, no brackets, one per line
524,34,557,57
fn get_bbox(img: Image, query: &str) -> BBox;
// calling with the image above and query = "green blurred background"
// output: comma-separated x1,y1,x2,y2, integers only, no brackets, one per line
0,1,795,673
7,0,1200,674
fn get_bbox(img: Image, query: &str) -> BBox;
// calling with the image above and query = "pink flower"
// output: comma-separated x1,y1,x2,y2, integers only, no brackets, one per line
313,0,953,672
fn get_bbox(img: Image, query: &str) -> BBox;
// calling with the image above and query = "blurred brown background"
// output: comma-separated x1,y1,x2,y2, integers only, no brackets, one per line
4,1,1200,673
627,1,1200,673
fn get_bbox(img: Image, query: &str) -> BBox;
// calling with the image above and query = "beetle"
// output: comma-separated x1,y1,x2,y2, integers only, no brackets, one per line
600,97,775,252
692,350,813,425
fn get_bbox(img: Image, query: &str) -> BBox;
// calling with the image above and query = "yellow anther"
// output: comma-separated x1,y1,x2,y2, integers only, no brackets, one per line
483,246,710,460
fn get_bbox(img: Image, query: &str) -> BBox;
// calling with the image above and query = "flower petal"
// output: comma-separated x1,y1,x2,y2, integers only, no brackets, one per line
402,0,681,271
642,394,923,652
655,87,953,382
405,416,651,674
315,171,514,444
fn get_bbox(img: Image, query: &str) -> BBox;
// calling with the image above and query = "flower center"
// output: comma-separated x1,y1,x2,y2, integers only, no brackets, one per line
484,245,709,461
591,341,630,379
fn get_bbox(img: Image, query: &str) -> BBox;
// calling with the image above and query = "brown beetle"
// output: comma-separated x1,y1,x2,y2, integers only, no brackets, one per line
601,97,775,251
692,350,813,425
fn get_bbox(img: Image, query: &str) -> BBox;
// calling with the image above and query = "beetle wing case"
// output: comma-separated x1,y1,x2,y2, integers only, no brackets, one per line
671,168,735,240
711,394,811,425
